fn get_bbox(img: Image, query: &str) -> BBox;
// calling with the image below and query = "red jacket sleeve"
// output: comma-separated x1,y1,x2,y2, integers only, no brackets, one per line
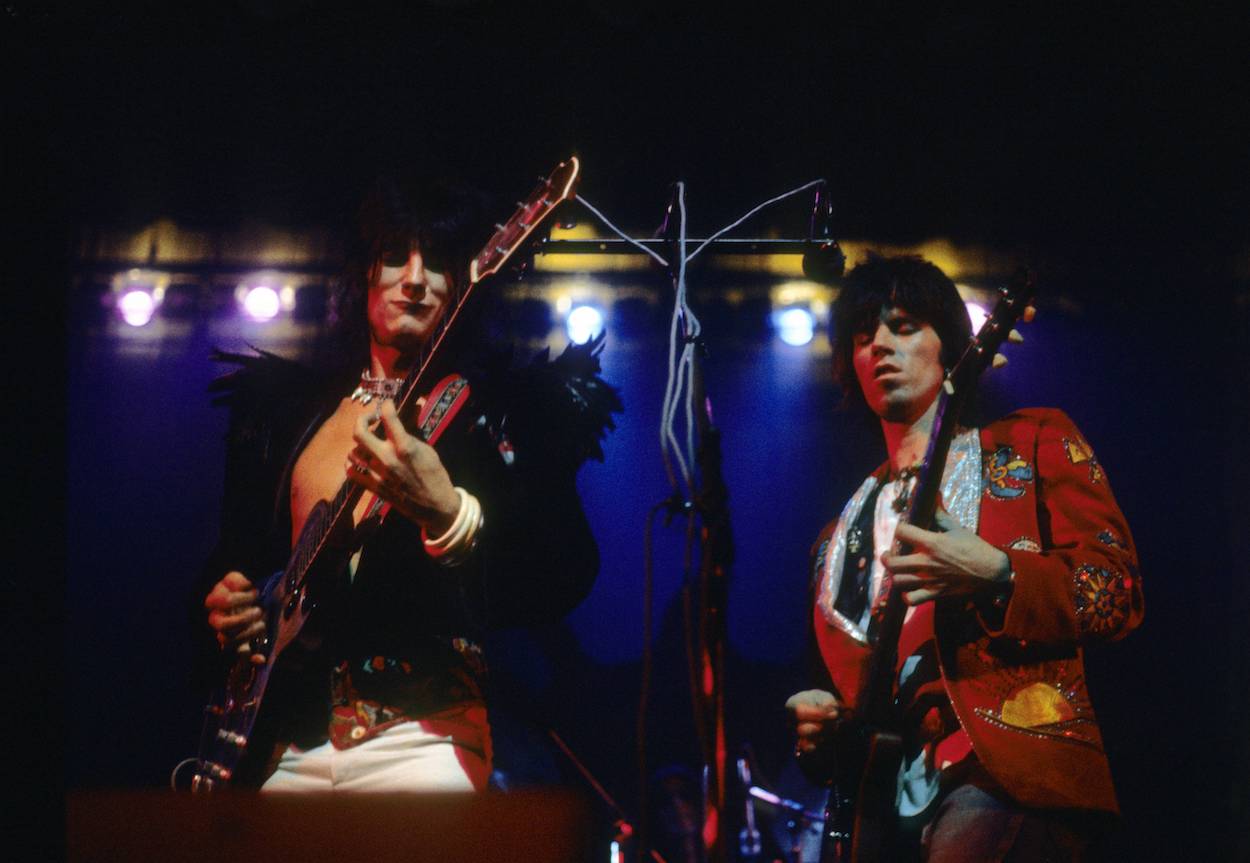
986,408,1144,646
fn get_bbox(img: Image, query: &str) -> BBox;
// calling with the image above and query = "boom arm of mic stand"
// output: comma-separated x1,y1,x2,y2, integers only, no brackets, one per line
545,729,668,863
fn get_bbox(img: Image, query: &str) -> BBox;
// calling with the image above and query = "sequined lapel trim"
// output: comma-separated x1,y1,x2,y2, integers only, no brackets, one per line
816,427,982,643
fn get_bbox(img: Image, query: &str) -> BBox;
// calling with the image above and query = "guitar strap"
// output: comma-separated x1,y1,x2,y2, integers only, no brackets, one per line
362,373,472,524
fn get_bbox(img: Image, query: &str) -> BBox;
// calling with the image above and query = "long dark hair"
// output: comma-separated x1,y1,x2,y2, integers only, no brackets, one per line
830,253,976,423
325,174,495,368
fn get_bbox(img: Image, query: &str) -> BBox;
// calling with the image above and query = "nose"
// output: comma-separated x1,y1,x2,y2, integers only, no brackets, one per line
869,323,894,355
401,252,427,294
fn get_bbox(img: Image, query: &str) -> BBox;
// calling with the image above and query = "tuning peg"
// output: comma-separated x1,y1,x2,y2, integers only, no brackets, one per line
992,353,1009,369
1022,305,1037,323
1008,329,1024,344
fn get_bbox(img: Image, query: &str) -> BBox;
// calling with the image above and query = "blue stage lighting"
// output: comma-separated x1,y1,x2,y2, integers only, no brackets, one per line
566,304,605,344
775,307,815,346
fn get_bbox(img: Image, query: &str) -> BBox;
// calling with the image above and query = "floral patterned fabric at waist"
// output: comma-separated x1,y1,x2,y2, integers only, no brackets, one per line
328,648,485,750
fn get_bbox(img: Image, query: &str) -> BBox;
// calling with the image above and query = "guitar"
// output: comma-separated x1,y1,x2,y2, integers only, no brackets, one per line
191,157,581,790
820,269,1036,861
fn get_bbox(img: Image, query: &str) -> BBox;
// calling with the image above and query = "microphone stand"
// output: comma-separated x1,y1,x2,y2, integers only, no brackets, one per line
653,186,734,863
597,183,841,863
547,728,667,863
747,786,825,863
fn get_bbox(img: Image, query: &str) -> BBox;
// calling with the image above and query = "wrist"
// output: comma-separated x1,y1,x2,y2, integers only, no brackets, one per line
425,485,462,536
422,487,485,565
991,549,1012,583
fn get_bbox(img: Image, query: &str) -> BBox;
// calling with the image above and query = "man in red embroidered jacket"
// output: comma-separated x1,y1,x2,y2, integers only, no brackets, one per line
786,254,1143,861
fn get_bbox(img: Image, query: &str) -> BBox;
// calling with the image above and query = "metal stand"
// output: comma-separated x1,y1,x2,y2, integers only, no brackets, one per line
566,182,842,863
548,728,668,863
747,786,825,863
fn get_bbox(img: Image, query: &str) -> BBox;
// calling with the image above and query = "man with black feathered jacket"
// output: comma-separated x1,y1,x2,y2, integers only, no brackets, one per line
193,175,620,791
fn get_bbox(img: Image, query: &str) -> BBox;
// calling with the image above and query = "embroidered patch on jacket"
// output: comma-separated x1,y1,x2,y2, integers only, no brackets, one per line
1096,529,1128,550
1063,436,1104,484
972,681,1100,748
1008,536,1041,552
1001,682,1076,727
982,446,1034,499
1073,564,1131,637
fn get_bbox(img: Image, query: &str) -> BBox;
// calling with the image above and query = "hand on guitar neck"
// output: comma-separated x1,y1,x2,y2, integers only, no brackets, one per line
346,399,461,536
884,508,1012,606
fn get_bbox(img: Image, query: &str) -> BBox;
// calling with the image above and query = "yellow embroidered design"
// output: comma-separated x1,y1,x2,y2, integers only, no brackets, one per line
1000,682,1077,728
1063,436,1104,483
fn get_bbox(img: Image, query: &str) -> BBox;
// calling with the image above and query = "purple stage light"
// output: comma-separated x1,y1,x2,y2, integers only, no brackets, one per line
242,285,281,321
965,300,988,332
119,289,156,327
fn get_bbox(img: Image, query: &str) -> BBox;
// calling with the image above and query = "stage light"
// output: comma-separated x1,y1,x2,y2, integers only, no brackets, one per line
119,289,156,327
965,300,989,332
774,307,815,346
242,285,281,321
566,304,605,344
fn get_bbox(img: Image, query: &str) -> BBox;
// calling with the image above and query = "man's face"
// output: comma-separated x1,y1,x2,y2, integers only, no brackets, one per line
851,306,946,424
366,246,452,353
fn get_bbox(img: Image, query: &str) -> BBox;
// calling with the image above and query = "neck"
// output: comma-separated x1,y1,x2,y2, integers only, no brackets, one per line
369,343,413,380
879,395,941,474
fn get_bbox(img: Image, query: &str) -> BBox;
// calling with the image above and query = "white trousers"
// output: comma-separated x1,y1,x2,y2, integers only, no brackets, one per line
261,704,492,793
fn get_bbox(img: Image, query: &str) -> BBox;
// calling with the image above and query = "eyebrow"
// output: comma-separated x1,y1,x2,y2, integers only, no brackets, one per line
881,308,925,328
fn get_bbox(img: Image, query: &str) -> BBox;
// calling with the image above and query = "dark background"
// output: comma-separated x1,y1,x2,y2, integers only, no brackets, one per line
9,1,1249,860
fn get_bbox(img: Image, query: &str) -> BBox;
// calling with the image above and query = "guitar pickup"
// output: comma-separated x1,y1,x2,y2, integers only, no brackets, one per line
215,729,248,749
198,761,233,782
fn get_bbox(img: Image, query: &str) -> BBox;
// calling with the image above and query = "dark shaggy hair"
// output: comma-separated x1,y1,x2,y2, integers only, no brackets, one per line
830,253,975,423
326,174,495,366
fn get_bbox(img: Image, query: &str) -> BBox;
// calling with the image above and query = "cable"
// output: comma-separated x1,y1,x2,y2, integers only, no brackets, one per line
684,179,826,264
575,195,670,267
169,757,197,791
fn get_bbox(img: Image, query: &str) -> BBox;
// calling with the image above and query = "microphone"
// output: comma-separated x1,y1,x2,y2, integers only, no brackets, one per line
802,181,845,283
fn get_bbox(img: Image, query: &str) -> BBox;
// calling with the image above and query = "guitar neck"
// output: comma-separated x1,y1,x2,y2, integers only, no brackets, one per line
855,385,966,728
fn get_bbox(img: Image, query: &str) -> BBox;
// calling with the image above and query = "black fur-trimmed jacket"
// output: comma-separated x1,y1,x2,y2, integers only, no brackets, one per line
190,338,620,776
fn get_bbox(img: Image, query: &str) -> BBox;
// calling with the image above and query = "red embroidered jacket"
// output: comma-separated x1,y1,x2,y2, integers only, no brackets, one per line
811,408,1143,814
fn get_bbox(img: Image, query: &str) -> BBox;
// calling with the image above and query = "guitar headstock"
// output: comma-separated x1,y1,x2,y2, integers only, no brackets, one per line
946,267,1036,392
469,157,581,284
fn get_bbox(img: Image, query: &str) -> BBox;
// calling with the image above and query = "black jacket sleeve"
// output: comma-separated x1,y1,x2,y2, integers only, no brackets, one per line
458,336,621,629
